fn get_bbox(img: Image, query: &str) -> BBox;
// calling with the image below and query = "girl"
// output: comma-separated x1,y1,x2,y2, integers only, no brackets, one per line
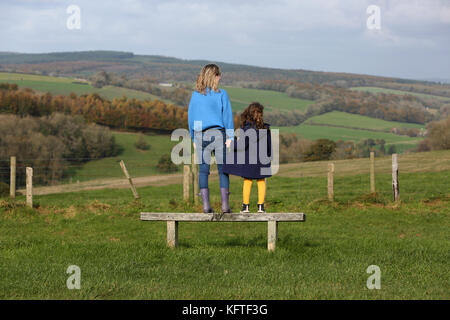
223,102,272,213
188,64,234,214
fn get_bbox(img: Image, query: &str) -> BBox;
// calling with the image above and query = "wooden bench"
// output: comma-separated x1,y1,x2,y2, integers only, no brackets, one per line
140,212,306,251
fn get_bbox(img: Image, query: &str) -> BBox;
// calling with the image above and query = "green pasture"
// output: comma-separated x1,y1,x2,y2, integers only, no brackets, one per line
225,86,314,112
60,131,181,184
306,111,424,132
1,153,449,299
0,72,171,103
350,86,450,102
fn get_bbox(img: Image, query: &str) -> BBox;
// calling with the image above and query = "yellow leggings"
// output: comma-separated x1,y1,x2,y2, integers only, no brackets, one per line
243,178,266,205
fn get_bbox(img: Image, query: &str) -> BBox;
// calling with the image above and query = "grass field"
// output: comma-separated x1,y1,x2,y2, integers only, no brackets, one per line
0,72,173,103
350,86,450,102
59,131,181,184
225,87,314,112
1,150,449,299
278,123,422,152
305,111,425,132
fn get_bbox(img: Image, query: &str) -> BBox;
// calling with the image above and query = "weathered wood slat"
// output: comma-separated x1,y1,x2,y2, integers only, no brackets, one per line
140,212,305,222
267,221,278,251
167,221,178,248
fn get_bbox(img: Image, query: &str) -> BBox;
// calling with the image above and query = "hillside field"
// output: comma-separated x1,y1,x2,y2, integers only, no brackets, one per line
350,86,450,102
225,86,314,112
305,111,424,132
278,123,422,153
0,72,173,103
0,72,429,156
56,131,181,185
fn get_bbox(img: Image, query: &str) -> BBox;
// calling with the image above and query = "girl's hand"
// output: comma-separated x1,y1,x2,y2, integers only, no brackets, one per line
193,142,197,150
226,139,231,149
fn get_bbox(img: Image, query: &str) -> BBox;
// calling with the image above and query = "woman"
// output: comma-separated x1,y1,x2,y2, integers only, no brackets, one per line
188,64,234,213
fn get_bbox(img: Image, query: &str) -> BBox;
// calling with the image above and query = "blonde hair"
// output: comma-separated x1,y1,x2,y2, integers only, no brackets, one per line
195,64,221,95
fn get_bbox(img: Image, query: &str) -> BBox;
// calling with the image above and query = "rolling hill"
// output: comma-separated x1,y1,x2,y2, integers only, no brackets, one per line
0,72,175,103
305,111,425,132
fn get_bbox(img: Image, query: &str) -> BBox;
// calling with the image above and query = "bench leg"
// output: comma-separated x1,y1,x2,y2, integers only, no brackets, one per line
167,221,178,248
267,221,278,251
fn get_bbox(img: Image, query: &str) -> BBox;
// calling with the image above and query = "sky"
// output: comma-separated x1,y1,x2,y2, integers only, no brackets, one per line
1,0,449,81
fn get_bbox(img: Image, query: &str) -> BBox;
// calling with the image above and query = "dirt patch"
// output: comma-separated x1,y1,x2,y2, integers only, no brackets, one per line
63,205,78,218
86,200,111,214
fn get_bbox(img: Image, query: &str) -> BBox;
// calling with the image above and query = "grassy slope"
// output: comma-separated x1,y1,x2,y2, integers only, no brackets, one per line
305,111,424,131
278,124,422,152
225,86,314,112
0,72,172,103
350,86,450,102
1,151,449,299
61,131,181,184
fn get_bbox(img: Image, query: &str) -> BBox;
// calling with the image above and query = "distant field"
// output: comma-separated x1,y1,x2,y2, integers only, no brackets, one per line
306,111,425,132
60,131,181,184
278,123,422,152
0,72,173,103
350,86,450,102
225,86,314,112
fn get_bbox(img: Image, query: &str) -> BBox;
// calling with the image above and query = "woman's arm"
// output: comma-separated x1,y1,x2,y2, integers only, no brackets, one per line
188,92,195,141
221,89,234,142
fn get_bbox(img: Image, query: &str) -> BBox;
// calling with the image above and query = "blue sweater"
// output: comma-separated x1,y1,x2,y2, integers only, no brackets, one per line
188,88,234,140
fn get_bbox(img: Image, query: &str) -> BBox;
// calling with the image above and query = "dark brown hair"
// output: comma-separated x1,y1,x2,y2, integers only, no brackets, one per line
240,102,265,129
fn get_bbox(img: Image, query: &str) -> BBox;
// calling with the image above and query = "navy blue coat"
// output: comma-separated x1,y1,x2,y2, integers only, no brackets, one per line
222,122,272,179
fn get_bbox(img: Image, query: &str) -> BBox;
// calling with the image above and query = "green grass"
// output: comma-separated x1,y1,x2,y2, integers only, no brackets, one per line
306,111,424,132
61,131,181,183
278,124,422,145
351,86,450,102
0,72,173,103
225,87,314,112
1,160,449,299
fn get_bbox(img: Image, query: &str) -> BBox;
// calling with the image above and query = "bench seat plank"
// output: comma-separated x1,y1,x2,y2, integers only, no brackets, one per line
140,212,305,222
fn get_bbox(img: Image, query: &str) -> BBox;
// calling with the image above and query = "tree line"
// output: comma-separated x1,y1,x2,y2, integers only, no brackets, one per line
249,80,437,126
0,83,190,131
0,113,121,187
279,133,398,164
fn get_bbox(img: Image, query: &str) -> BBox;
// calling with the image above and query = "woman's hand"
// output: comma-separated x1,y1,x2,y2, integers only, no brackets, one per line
226,139,231,149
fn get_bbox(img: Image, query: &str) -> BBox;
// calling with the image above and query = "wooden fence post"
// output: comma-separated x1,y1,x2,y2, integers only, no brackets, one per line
26,167,32,208
119,160,139,199
328,163,334,201
192,150,199,205
392,154,399,201
370,151,375,193
10,156,16,199
183,165,191,202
